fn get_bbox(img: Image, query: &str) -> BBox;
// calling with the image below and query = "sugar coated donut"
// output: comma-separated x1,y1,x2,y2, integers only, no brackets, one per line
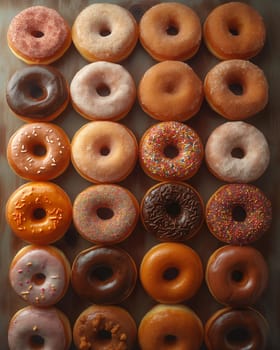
140,242,203,303
204,59,268,120
139,2,201,61
139,121,203,181
141,181,204,242
72,3,138,62
73,184,139,244
7,6,71,64
7,123,70,181
6,182,72,245
71,246,137,304
71,121,138,183
206,245,268,307
9,245,70,306
205,307,268,350
73,305,137,350
8,306,72,350
138,61,203,122
206,184,272,245
203,2,266,60
205,121,270,183
138,304,203,350
70,61,136,121
6,65,69,122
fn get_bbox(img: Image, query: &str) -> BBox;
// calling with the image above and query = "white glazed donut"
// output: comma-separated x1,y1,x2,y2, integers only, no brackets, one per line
205,121,270,183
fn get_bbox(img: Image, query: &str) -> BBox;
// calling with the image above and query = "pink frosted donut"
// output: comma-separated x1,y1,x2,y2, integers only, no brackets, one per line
73,184,139,244
9,245,70,307
8,306,72,350
70,61,136,121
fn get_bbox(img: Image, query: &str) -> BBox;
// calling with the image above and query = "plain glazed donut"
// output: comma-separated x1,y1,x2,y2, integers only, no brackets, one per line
141,181,204,242
9,245,70,307
73,305,137,350
72,3,138,62
138,61,203,122
206,245,268,307
71,246,137,304
70,61,136,121
203,2,266,60
204,59,268,120
73,184,139,244
138,304,204,350
7,6,71,64
6,182,72,245
8,306,72,350
204,307,269,350
6,65,69,122
206,184,272,245
7,123,71,181
139,2,201,61
205,121,270,183
71,121,138,183
140,242,203,303
139,121,203,181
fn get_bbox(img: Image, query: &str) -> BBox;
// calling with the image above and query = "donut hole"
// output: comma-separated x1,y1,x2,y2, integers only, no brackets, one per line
90,265,113,282
166,23,179,36
33,144,47,157
100,146,110,156
229,83,243,96
99,27,111,37
29,334,45,349
164,144,179,159
232,205,246,222
229,26,239,36
97,207,114,220
231,147,245,159
231,270,244,283
226,327,251,346
164,334,177,345
97,329,112,342
165,201,181,218
29,84,46,100
31,30,44,38
163,267,179,281
96,83,111,97
31,273,46,285
33,208,46,220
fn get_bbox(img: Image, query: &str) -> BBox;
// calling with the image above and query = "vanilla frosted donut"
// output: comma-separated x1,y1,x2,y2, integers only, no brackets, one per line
205,121,270,183
71,121,138,183
70,62,136,121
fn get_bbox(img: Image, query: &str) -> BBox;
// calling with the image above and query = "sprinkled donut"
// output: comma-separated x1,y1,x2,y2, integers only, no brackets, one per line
7,123,70,181
7,6,71,64
73,184,139,244
206,184,272,245
9,245,70,307
139,121,203,181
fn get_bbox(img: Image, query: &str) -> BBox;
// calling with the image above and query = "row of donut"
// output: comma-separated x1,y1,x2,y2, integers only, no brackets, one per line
7,2,266,65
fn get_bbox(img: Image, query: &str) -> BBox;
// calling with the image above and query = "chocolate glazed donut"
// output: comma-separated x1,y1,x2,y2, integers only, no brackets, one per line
141,181,204,241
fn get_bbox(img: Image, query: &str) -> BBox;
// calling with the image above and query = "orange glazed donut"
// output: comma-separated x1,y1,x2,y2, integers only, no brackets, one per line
140,242,203,303
71,121,138,183
138,61,203,122
206,245,268,307
139,2,201,61
7,123,70,181
72,3,138,62
6,182,72,245
138,304,203,350
204,59,268,120
7,6,71,64
203,2,266,60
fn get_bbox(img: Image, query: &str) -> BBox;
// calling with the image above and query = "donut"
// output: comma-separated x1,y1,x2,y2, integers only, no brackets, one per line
139,121,203,181
71,246,137,304
205,121,270,183
6,182,72,245
138,61,203,122
203,2,266,60
138,304,203,350
139,2,201,61
73,184,139,244
141,181,204,242
8,306,72,350
7,123,71,181
204,307,269,350
9,245,70,307
204,59,268,120
70,61,136,121
71,121,138,183
206,184,272,245
7,6,71,64
140,242,203,303
6,65,69,122
73,305,137,350
72,3,138,62
206,245,268,307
